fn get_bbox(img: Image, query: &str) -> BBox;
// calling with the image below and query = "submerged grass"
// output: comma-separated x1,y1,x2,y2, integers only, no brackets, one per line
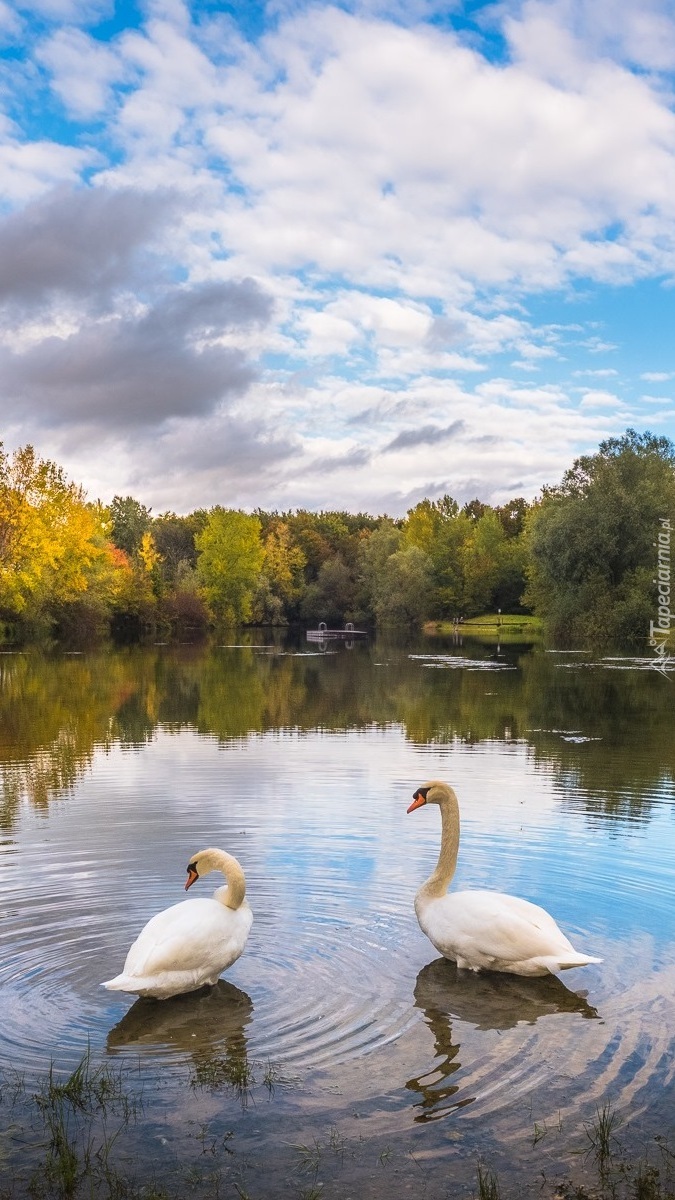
585,1101,623,1174
1,1056,675,1200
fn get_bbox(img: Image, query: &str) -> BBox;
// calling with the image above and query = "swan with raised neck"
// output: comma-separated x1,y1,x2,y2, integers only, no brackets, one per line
408,781,461,903
408,781,602,977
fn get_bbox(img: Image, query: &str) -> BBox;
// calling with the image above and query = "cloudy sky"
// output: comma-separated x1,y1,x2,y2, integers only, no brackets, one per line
2,0,675,516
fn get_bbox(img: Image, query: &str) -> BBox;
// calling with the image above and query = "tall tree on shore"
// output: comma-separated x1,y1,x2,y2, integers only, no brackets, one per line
196,508,264,625
252,520,306,624
108,495,152,557
524,429,675,644
0,444,121,626
403,496,471,616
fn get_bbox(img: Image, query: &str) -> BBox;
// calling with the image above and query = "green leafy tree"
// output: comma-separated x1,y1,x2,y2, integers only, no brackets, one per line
461,510,508,615
153,511,207,584
460,509,528,616
403,496,470,616
196,508,264,625
108,495,152,556
357,519,402,620
524,429,675,645
495,497,529,539
300,555,356,623
372,545,434,626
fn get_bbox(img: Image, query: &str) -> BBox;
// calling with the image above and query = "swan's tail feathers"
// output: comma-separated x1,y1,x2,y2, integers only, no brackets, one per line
102,974,135,992
540,953,603,974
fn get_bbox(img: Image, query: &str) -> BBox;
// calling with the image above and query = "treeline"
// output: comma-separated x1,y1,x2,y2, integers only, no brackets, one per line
0,429,673,644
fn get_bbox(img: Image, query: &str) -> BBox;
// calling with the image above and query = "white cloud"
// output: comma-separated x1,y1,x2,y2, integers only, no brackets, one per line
0,137,93,204
295,309,361,356
0,1,22,38
572,368,619,377
37,28,124,119
71,2,675,293
17,0,112,21
579,389,622,408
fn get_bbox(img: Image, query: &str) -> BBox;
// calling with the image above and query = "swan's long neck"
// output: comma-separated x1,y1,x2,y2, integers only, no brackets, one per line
197,849,247,910
419,792,460,901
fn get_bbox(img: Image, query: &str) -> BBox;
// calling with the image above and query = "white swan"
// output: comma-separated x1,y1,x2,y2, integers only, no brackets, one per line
102,848,253,999
408,782,601,977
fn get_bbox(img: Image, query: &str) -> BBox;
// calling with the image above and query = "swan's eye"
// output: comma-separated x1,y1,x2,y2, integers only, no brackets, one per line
187,861,197,874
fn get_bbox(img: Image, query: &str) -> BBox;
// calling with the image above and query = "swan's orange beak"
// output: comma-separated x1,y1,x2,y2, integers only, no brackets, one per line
185,866,199,891
407,790,427,813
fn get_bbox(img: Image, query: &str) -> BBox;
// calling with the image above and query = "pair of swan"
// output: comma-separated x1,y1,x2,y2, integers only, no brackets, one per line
102,780,600,999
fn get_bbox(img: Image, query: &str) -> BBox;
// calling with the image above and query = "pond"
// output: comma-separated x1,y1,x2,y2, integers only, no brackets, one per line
1,631,674,1198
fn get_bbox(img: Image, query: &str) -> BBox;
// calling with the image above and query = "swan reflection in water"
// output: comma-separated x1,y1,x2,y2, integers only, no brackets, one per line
107,980,253,1092
407,959,600,1122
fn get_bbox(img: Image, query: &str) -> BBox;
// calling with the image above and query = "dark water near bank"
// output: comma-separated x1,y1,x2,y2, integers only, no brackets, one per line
1,631,674,1195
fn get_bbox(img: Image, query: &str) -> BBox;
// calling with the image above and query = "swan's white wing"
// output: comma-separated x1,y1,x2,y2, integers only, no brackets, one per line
420,889,578,968
123,898,251,977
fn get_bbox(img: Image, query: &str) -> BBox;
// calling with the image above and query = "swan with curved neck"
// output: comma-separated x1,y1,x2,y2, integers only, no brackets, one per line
408,782,601,977
103,848,253,999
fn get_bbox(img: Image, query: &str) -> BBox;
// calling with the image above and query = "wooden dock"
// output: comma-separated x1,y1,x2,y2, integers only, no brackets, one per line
306,622,368,642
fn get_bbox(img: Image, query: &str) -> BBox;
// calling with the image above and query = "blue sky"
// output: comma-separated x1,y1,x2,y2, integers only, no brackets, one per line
2,0,675,515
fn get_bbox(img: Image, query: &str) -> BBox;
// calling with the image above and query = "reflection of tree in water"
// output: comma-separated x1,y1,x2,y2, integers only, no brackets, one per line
519,653,675,819
406,958,598,1123
107,980,253,1093
1,637,674,826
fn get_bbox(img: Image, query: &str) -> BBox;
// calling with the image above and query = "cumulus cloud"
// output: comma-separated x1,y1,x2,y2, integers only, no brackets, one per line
0,186,178,306
36,28,125,119
0,277,273,428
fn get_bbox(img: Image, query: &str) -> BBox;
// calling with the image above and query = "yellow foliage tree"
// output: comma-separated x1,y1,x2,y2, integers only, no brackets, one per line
0,444,122,623
252,520,306,622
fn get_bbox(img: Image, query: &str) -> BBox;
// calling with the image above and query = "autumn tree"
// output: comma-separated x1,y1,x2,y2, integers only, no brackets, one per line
0,445,122,629
196,508,264,625
252,520,306,624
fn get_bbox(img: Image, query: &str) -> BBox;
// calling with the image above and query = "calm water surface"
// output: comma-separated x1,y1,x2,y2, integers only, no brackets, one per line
1,632,674,1196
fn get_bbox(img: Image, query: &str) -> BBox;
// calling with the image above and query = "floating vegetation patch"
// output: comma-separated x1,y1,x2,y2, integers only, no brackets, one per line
409,654,516,671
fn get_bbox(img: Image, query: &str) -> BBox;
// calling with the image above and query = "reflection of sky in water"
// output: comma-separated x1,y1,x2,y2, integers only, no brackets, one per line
4,721,672,968
4,723,672,940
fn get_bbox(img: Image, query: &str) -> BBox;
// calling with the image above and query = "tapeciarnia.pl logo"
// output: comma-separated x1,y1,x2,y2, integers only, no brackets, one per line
649,517,673,678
